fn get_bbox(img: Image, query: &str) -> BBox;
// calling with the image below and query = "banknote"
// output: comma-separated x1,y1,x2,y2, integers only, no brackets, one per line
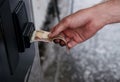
30,30,66,43
30,30,70,54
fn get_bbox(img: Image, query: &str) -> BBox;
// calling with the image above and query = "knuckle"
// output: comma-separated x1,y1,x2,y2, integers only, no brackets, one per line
88,20,99,31
90,20,98,28
62,17,71,27
90,17,103,29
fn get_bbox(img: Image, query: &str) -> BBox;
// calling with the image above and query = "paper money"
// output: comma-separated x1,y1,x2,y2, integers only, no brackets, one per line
30,30,70,54
30,30,66,43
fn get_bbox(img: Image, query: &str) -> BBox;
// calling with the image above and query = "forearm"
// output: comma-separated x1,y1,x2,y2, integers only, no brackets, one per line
91,0,120,25
104,0,115,1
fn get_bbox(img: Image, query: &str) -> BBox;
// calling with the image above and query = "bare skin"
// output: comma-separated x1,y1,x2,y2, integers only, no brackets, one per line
49,0,120,48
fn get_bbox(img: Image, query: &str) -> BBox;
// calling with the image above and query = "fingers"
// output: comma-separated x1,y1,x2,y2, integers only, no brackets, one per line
53,39,60,44
67,40,78,48
53,39,66,46
60,40,66,46
53,35,78,48
49,24,66,38
49,17,70,38
55,39,78,49
51,29,77,48
50,26,56,34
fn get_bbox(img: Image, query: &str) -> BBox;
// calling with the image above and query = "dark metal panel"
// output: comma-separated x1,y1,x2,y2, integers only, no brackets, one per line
9,0,34,22
23,0,34,22
0,0,19,74
10,44,35,82
8,0,19,12
0,0,5,6
0,0,36,81
0,17,10,82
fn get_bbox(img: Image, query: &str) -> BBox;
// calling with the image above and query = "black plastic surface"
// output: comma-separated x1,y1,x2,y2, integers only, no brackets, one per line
23,22,35,48
0,16,11,81
0,0,35,81
0,0,19,75
0,0,4,6
13,1,29,52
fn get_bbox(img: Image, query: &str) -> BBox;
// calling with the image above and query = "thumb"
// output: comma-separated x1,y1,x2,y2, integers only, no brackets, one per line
49,20,68,38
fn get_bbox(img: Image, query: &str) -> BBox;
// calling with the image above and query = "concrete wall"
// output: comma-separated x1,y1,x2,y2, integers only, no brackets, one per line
28,0,51,82
40,0,120,82
32,0,51,30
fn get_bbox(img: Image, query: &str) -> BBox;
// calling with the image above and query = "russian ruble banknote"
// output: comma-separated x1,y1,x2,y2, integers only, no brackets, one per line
30,30,70,54
30,30,66,43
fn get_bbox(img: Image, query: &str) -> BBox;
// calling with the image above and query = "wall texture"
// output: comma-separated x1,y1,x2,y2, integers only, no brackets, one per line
42,0,120,82
32,0,51,30
28,0,51,82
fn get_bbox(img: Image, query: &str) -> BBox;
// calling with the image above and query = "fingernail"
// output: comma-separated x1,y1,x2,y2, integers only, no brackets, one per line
60,41,65,46
68,43,72,48
53,39,60,44
51,33,56,38
48,33,53,38
60,44,65,47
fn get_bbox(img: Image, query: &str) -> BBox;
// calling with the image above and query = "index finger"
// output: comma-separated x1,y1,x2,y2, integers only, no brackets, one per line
49,20,68,38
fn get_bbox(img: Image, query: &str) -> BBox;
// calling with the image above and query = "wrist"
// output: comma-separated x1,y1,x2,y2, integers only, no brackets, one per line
91,0,120,26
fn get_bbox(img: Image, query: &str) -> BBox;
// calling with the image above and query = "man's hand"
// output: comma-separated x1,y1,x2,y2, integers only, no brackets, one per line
49,0,120,48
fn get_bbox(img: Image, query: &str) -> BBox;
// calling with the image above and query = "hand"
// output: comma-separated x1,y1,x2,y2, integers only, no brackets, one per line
49,0,120,48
